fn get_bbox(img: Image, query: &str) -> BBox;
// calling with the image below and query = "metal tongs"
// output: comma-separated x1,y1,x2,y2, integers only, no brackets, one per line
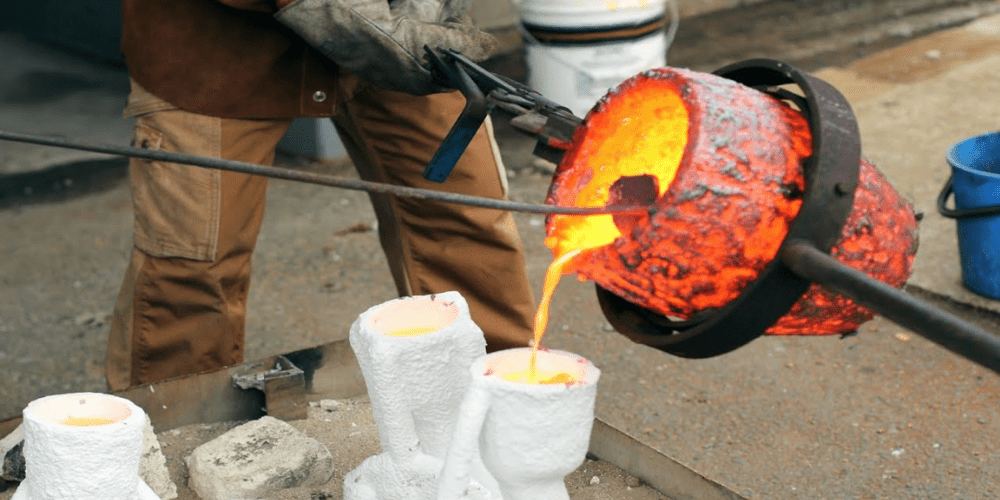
422,47,584,182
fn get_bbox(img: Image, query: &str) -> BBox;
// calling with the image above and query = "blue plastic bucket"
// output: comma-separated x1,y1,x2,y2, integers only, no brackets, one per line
937,131,1000,299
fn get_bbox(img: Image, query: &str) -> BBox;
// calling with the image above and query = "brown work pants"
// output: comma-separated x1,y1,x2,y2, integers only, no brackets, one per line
106,79,536,390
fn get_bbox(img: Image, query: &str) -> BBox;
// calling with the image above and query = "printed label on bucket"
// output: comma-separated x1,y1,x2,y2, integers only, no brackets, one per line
528,34,666,117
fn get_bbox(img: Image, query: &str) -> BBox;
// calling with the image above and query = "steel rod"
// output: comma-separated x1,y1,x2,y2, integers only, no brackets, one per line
0,129,650,216
781,240,1000,373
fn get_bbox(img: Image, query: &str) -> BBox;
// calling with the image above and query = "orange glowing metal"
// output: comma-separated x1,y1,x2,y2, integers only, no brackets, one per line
385,326,439,337
767,159,918,334
521,76,690,382
544,68,917,335
523,248,586,383
500,364,578,385
532,249,585,348
545,80,688,260
61,417,116,426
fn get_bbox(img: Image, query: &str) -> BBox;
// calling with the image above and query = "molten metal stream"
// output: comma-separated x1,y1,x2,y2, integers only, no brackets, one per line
498,249,588,384
509,77,690,384
525,249,585,383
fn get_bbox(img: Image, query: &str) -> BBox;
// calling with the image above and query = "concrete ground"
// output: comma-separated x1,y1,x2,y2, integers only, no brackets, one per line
2,4,1000,499
813,16,1000,313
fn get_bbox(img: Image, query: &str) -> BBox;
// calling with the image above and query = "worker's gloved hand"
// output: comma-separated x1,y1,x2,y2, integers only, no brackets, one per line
275,0,496,95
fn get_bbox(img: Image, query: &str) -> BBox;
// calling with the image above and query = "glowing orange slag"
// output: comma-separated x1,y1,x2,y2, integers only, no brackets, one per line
546,67,811,320
385,326,439,337
61,417,116,426
543,67,916,336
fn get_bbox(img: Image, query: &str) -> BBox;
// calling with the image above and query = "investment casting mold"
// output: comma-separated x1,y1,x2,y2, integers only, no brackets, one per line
438,348,600,500
12,393,159,500
344,292,498,500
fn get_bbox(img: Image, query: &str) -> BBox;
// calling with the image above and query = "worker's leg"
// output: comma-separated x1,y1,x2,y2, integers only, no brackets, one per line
106,96,290,390
331,76,535,351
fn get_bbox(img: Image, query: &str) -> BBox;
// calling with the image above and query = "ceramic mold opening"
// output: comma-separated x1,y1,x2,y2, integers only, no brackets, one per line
486,348,594,386
31,393,134,427
13,393,160,500
367,294,461,337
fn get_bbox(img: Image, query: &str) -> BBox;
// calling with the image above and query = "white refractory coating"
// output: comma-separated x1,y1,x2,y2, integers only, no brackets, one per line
438,348,600,500
11,393,160,500
345,291,498,500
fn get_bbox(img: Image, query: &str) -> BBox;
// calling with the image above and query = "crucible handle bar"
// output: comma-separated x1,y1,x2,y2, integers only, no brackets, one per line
781,240,1000,373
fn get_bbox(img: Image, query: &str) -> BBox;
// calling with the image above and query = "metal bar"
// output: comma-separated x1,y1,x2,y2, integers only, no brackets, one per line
781,241,1000,373
589,418,748,500
232,356,309,421
0,129,650,217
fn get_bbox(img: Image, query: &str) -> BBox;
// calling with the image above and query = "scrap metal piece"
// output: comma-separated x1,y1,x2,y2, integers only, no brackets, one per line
233,356,307,422
0,424,25,485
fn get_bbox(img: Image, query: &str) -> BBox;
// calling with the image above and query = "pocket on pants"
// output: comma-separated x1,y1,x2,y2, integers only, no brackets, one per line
129,117,220,261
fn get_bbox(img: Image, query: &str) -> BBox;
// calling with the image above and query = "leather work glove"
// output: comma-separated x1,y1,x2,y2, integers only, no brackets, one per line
275,0,497,95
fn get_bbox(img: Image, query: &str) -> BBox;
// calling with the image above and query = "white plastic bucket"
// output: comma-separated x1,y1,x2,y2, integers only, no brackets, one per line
513,0,674,117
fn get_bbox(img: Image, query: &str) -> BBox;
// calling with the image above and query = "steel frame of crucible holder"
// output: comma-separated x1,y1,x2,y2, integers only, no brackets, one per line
232,355,308,421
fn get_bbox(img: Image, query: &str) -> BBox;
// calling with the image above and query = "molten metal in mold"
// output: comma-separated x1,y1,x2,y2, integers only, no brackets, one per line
545,67,918,335
386,325,440,336
60,417,117,426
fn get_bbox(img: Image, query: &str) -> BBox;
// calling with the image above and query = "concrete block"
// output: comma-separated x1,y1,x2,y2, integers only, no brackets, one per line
141,417,177,500
1,424,25,482
185,416,334,500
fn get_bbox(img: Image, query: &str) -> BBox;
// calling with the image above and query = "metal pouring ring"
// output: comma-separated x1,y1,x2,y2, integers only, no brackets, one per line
599,58,861,358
